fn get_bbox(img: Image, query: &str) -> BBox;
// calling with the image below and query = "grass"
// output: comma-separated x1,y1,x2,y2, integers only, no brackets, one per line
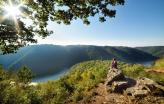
0,59,164,104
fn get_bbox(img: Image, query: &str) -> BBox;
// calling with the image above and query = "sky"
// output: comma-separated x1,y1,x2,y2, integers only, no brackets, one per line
37,0,164,47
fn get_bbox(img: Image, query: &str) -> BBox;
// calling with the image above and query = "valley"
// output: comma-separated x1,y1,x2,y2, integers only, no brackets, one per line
1,45,162,80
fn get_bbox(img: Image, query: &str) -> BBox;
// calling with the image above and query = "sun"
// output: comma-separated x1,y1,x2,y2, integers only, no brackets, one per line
3,5,21,18
3,0,22,19
1,0,24,33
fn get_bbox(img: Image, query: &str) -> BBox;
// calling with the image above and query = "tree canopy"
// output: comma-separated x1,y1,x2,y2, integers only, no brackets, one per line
0,0,124,54
17,66,34,85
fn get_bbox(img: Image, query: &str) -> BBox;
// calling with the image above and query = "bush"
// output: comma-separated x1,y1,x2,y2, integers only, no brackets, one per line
153,58,164,69
121,64,145,78
16,66,34,84
0,59,163,103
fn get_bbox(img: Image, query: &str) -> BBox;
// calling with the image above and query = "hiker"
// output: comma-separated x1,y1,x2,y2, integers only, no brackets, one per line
111,58,118,69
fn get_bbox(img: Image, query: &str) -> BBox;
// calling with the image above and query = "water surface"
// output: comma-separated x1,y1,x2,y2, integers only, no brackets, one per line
33,61,154,82
33,68,69,82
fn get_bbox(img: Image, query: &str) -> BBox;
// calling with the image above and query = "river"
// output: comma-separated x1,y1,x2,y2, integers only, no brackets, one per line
32,68,70,82
135,61,154,67
32,61,154,82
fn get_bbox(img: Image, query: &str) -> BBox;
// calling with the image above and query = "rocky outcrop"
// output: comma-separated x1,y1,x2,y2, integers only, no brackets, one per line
105,68,132,93
105,68,164,97
125,77,164,97
106,68,125,85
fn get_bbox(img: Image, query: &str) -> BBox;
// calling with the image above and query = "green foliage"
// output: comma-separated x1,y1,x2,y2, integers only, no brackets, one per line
0,80,43,104
143,72,164,84
0,59,163,103
37,60,110,103
153,58,164,69
0,45,157,78
16,66,34,84
136,46,164,57
0,67,42,104
120,60,164,84
0,65,7,80
149,58,164,83
0,0,124,54
1,86,30,104
25,87,43,104
120,63,145,78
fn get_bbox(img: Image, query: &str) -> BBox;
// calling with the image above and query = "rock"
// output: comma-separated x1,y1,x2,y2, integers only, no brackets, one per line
133,89,149,97
105,68,129,93
124,77,164,97
125,88,149,97
111,81,129,93
106,68,125,86
125,77,137,87
105,68,164,97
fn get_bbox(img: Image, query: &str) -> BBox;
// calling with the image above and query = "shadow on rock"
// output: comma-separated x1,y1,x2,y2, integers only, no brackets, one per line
105,68,164,97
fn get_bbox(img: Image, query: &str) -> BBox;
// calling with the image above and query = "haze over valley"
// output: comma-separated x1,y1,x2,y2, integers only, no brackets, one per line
1,45,163,80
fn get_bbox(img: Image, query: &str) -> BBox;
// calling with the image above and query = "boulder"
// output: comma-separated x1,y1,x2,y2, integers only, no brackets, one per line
106,68,125,86
111,81,129,93
106,77,136,93
106,68,128,93
125,88,149,97
105,69,164,97
124,77,164,97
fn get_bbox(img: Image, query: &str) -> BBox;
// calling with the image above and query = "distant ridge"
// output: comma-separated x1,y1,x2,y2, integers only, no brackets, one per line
136,46,164,57
0,45,159,77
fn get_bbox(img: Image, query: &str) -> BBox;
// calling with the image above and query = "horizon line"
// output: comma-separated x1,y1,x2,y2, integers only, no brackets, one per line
29,43,164,48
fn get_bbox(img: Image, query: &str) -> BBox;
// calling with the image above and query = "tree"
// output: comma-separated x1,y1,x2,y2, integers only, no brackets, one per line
0,65,6,80
16,66,34,85
0,0,125,54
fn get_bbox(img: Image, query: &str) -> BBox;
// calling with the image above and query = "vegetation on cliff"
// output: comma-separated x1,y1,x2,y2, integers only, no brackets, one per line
0,59,164,103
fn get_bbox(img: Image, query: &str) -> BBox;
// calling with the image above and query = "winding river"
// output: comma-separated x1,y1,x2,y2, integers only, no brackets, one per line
32,61,154,82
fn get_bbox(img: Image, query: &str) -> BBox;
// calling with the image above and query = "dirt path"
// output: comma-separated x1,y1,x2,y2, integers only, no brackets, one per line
88,83,132,104
146,69,164,73
80,82,164,104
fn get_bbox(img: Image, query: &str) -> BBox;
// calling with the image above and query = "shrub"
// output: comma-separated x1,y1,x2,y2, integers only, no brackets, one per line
16,66,34,85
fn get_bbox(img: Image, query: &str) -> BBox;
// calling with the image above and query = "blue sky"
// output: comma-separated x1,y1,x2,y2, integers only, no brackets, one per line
37,0,164,47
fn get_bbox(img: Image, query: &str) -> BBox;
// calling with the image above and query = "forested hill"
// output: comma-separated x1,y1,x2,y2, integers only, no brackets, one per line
136,46,164,57
0,45,158,77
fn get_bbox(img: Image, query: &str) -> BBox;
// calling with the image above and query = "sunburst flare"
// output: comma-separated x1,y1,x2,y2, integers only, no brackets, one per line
1,0,23,34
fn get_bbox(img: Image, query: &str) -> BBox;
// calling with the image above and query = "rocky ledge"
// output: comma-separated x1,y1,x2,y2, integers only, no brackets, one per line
105,68,164,97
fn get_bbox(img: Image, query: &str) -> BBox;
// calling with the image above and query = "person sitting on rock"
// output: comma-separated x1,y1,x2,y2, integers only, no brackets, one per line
111,58,118,69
